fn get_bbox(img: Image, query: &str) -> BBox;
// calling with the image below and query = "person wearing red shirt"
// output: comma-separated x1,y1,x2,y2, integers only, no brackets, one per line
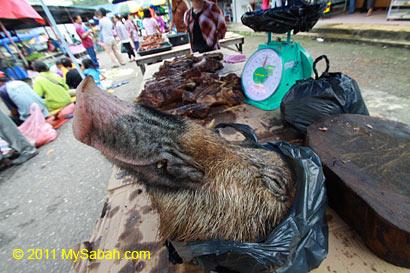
262,0,271,9
74,15,100,69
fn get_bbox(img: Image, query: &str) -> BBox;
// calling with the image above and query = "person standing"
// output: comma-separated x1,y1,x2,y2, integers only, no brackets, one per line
113,15,136,62
170,0,190,32
155,13,167,33
124,15,140,52
95,8,125,68
0,72,49,126
142,9,161,36
184,0,226,53
366,0,374,16
74,15,100,69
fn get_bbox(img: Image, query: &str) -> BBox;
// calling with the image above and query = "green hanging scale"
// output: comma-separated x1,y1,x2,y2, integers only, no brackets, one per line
242,32,313,110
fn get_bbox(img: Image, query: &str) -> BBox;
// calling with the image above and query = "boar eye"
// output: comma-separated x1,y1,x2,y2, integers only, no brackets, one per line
156,160,167,169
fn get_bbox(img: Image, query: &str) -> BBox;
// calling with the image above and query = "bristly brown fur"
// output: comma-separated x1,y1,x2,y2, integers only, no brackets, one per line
150,122,295,242
73,80,295,243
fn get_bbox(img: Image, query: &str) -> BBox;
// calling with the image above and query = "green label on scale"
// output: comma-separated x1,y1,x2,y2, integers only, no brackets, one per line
253,67,267,84
267,65,275,76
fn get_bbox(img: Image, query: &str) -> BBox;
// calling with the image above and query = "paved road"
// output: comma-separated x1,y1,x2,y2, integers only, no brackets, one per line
1,35,409,273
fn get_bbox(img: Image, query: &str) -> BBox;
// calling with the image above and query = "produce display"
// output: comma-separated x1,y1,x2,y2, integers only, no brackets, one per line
139,34,165,51
135,53,245,118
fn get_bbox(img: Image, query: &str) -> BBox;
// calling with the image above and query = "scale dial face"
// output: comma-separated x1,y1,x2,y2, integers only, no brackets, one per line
242,48,283,101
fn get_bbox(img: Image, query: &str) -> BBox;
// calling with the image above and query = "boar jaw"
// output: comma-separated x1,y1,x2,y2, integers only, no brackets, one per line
73,77,204,190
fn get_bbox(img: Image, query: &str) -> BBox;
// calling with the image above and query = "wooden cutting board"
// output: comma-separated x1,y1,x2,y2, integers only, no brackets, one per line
306,114,410,268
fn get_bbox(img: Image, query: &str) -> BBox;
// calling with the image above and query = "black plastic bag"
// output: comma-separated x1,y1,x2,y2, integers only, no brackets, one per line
166,123,328,273
241,0,326,34
280,55,370,135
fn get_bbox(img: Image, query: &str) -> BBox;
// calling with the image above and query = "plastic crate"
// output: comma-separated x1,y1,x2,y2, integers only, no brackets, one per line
167,33,189,46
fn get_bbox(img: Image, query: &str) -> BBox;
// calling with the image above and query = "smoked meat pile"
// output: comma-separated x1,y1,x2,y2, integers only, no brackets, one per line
139,34,165,52
135,53,245,118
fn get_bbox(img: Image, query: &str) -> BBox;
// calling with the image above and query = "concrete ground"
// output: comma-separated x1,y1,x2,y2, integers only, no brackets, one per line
317,10,410,26
0,34,409,273
229,9,410,48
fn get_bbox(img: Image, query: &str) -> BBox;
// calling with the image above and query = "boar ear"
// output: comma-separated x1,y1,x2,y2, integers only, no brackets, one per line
160,150,204,184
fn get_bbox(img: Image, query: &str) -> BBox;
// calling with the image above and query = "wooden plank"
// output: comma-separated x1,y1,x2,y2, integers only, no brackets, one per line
312,208,410,273
306,114,410,268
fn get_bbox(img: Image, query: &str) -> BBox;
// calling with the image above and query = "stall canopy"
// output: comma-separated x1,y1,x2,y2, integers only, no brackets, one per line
112,0,143,15
0,0,45,30
141,0,166,8
33,5,96,25
0,4,97,30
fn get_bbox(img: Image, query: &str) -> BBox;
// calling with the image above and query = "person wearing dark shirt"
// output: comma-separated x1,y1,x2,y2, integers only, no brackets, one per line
61,58,83,89
184,0,226,53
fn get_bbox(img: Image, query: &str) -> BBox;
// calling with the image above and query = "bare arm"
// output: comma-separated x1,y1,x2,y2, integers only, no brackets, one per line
81,29,92,39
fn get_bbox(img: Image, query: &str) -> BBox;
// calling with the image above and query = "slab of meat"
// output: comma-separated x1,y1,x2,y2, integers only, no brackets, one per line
220,73,242,89
197,58,224,73
136,78,184,108
136,53,245,118
204,52,224,61
196,87,245,107
182,83,220,103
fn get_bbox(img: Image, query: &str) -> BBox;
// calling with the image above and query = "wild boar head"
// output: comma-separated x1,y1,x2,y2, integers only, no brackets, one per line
73,77,295,242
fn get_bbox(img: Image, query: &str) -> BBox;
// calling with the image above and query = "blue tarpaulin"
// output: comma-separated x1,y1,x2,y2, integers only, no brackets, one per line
0,33,40,46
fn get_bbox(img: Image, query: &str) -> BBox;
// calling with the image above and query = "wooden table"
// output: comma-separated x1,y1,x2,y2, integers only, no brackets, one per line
135,32,244,75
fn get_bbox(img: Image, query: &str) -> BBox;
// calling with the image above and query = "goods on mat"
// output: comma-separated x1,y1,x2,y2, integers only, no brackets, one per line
135,53,245,118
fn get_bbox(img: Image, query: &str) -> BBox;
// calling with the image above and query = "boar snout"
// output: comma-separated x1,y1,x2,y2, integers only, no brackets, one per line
73,77,204,190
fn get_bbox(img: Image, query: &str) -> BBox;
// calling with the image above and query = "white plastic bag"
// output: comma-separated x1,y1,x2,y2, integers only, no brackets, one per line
18,103,57,147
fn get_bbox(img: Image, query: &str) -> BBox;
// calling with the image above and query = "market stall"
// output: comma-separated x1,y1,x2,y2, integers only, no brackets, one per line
0,0,45,69
0,2,95,79
70,45,409,273
135,32,245,74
